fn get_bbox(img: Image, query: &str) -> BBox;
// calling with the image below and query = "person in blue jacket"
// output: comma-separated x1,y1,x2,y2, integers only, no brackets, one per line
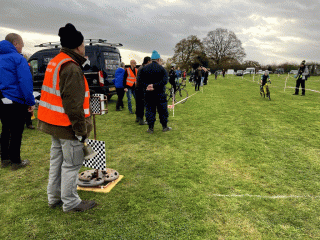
0,33,35,170
175,67,181,84
113,62,127,111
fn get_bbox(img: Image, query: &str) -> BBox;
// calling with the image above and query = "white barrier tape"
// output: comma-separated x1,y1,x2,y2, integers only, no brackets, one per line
174,92,198,106
210,194,320,199
243,77,320,93
284,86,320,94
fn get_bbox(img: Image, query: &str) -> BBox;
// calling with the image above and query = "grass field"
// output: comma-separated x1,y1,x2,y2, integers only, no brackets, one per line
1,73,320,239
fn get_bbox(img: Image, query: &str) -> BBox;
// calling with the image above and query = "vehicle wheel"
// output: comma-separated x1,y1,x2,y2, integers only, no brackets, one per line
174,89,188,104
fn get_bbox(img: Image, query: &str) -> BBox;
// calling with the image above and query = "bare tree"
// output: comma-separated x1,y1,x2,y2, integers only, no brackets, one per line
171,35,203,71
243,60,261,69
203,28,246,66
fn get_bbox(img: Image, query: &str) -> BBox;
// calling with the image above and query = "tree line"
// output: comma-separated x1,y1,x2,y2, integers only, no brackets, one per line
166,28,320,75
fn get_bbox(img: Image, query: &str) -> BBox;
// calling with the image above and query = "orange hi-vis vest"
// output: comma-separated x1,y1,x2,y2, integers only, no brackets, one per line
38,52,90,126
126,67,138,87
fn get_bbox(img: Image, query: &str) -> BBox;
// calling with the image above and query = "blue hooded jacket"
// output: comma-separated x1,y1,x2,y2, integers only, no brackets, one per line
112,67,125,88
0,40,35,106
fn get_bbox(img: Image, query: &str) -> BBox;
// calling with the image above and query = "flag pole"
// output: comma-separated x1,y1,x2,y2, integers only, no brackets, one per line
172,88,175,117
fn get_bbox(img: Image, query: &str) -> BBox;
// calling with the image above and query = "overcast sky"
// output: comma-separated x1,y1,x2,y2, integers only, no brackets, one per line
1,0,319,65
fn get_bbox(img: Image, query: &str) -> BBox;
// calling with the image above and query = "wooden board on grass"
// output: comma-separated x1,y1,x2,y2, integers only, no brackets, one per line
77,175,124,193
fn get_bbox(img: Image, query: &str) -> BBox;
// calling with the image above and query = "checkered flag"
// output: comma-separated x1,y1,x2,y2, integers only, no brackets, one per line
90,97,101,115
83,139,106,170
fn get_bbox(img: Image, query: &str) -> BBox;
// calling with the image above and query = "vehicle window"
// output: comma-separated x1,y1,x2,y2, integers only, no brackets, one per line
29,59,38,75
39,56,54,73
103,52,120,71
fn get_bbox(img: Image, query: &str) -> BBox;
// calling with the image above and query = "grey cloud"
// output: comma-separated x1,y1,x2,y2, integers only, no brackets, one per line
1,0,319,64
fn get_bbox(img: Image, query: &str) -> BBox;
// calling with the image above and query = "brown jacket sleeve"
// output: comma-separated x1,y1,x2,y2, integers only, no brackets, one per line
59,62,87,136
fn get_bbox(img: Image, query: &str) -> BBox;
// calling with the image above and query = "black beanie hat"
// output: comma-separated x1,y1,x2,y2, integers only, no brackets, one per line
58,23,84,49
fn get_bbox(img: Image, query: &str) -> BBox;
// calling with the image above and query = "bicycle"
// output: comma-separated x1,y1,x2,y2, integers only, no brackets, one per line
260,80,271,100
166,82,188,104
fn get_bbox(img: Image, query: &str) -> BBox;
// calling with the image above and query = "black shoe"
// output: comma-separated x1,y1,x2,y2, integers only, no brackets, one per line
139,120,148,125
162,127,172,132
1,160,11,168
147,128,154,134
293,93,298,95
116,108,122,111
135,118,140,123
301,94,305,96
65,200,97,212
49,200,63,209
11,159,30,170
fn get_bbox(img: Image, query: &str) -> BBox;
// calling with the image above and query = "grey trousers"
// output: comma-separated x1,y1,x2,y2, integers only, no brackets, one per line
47,136,84,212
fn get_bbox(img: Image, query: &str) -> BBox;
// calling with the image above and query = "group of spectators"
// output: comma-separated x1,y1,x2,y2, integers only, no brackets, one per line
113,54,172,134
168,66,188,94
113,60,212,132
189,66,209,91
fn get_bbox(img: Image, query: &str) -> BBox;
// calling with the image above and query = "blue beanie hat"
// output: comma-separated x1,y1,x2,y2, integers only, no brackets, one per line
151,50,160,60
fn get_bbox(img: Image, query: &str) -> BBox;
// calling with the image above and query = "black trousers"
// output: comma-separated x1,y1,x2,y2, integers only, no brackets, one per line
116,88,125,109
0,103,28,164
145,99,168,129
169,81,177,94
135,89,145,119
295,79,305,95
25,110,32,127
195,81,201,91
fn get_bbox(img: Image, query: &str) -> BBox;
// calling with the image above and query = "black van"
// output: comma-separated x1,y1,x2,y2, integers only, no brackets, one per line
28,39,122,100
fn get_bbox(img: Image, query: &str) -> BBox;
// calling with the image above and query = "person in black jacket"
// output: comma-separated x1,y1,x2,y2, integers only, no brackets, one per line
293,60,309,96
203,67,209,85
135,56,151,125
137,50,171,134
194,66,202,91
169,66,176,94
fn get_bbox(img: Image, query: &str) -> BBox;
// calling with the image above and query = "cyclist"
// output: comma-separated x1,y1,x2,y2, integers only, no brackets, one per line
260,70,271,95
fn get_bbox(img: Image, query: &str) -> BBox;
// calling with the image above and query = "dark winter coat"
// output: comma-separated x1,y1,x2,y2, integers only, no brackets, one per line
137,61,168,102
38,48,92,140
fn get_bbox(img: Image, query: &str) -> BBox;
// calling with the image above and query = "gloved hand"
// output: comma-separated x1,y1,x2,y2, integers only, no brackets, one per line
76,135,87,143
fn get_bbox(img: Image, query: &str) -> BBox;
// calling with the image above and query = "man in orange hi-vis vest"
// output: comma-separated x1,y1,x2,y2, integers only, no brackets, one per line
37,23,96,213
123,59,138,114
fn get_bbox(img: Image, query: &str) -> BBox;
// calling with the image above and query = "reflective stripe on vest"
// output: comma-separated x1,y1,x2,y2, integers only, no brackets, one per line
39,100,90,115
126,68,138,87
38,52,90,126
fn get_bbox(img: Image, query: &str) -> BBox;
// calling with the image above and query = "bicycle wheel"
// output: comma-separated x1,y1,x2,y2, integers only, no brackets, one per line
174,88,188,104
267,87,271,100
165,87,172,102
